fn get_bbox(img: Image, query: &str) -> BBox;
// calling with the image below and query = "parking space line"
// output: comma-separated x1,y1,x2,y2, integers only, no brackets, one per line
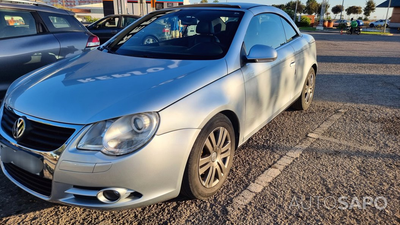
315,135,374,152
227,109,348,213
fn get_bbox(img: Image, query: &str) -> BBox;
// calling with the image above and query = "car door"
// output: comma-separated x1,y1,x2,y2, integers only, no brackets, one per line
0,9,59,96
281,17,308,99
241,13,296,139
38,11,89,58
88,16,120,44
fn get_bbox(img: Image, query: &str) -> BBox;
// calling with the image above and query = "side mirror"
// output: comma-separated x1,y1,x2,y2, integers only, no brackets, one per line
246,44,278,63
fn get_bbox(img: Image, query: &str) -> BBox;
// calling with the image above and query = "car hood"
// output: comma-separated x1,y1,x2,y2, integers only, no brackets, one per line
5,50,227,124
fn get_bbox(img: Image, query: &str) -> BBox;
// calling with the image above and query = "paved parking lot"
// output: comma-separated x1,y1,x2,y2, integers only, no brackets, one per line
1,32,399,224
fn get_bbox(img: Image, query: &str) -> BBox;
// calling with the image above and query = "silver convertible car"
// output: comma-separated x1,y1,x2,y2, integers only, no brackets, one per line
0,3,317,209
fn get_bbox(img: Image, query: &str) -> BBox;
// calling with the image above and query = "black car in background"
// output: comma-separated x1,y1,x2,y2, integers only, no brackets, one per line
86,14,140,44
0,1,99,98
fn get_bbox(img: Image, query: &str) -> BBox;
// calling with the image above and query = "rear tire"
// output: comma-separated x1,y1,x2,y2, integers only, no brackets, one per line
291,67,316,110
181,114,235,200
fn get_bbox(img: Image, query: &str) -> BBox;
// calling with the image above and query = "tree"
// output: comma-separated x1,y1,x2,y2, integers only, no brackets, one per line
331,5,344,19
345,6,362,16
364,0,376,18
272,4,285,10
317,2,330,17
200,0,208,3
285,1,306,14
213,0,219,2
305,0,319,15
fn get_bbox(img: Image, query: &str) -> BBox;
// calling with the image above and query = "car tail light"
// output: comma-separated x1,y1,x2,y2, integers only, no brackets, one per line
86,35,100,48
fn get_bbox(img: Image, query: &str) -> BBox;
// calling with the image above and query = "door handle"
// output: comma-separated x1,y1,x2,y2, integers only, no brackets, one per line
290,61,296,67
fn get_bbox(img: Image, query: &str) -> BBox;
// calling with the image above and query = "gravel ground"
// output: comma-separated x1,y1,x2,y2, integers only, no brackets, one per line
1,32,399,224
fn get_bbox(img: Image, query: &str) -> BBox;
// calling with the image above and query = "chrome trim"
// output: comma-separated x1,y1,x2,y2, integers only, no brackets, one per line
0,104,84,180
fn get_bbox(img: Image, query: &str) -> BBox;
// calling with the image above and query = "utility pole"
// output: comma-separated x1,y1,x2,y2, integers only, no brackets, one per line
383,0,392,33
339,0,344,20
317,0,327,30
294,0,298,21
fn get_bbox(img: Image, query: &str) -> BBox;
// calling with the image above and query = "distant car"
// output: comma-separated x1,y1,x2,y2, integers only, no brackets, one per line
357,20,364,26
86,14,140,44
0,1,99,98
0,3,317,209
333,19,349,27
369,19,390,27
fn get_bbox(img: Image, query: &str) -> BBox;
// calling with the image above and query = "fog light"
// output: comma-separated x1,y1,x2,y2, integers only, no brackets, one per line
97,188,128,203
103,190,120,202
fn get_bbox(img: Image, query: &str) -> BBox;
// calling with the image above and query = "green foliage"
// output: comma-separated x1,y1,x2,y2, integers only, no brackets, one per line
346,6,362,16
331,5,343,18
213,0,219,2
364,0,376,17
285,1,306,13
83,16,98,23
305,0,318,15
200,0,208,3
317,2,330,17
296,16,311,27
283,9,295,19
272,4,285,10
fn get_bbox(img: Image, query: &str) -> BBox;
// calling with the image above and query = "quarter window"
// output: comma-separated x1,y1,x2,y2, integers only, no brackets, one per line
38,12,85,32
281,18,298,42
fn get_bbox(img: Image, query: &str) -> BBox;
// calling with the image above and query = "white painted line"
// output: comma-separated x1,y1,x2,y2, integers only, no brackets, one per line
227,109,348,213
317,135,374,152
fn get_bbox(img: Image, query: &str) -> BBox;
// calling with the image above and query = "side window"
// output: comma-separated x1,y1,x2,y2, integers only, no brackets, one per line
281,18,298,42
123,17,137,27
38,12,84,32
244,13,286,53
97,17,119,28
0,9,37,39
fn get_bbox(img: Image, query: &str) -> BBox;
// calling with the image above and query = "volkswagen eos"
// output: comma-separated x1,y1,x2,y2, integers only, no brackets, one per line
0,3,317,209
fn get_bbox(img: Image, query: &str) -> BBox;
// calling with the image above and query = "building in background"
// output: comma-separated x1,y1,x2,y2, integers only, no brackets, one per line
377,0,400,28
43,0,102,8
105,0,190,17
72,3,104,20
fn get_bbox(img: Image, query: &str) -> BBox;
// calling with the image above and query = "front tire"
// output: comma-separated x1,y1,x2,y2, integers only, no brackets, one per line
291,67,316,110
181,114,235,200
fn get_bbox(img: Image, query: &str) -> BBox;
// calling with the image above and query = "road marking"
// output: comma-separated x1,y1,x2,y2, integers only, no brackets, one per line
227,109,348,213
314,135,374,152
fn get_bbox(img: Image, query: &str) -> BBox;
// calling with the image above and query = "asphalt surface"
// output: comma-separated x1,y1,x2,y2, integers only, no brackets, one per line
0,32,399,224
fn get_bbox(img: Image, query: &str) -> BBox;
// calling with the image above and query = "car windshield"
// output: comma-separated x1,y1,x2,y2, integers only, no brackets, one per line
107,9,244,60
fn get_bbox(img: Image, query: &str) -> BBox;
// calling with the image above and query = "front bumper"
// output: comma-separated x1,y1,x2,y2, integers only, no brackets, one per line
0,109,199,209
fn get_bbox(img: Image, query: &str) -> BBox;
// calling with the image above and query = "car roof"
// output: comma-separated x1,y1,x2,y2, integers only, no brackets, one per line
105,14,141,18
171,2,274,10
0,1,74,15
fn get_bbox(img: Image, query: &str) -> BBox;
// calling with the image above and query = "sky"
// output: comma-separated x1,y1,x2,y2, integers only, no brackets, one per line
188,0,393,20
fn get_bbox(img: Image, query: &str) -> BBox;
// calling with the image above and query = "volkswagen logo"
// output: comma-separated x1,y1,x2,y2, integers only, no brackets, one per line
13,117,26,139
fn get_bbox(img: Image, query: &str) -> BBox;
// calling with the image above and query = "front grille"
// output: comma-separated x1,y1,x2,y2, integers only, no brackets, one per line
3,163,52,196
1,107,75,151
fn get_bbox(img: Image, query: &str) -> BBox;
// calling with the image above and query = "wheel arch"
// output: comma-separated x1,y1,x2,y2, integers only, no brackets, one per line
312,63,318,75
219,110,240,150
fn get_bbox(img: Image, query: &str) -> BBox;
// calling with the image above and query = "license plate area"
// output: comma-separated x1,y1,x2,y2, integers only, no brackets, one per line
1,144,43,175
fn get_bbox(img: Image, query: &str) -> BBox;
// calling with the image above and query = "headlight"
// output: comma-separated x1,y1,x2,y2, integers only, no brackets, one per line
78,112,159,156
